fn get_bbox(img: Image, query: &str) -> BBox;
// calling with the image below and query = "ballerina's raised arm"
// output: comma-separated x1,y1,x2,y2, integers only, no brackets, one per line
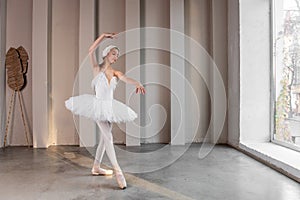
88,33,117,71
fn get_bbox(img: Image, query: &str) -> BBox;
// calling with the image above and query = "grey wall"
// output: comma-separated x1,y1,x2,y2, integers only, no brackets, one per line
239,0,270,143
6,0,33,146
50,0,79,145
227,0,240,146
0,0,6,148
185,0,228,143
142,0,171,144
2,0,230,146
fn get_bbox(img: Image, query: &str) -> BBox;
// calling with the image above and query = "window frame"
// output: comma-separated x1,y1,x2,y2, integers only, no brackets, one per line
271,0,300,152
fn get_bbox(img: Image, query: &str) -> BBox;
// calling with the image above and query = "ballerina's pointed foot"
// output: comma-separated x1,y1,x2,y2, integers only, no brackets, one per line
115,170,127,189
91,167,113,176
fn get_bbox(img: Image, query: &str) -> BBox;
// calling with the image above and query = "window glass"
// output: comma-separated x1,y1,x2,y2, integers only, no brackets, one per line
273,0,300,150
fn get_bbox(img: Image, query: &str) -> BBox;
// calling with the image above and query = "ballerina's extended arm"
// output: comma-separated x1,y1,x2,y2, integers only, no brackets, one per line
114,71,146,95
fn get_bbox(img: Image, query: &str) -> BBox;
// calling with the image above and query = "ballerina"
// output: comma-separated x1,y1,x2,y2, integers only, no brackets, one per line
65,32,145,189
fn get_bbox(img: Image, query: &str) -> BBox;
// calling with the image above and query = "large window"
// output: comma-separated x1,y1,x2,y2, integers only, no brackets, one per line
273,0,300,151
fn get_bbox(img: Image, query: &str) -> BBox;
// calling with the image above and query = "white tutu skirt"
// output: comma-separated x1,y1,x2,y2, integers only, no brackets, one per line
65,94,137,123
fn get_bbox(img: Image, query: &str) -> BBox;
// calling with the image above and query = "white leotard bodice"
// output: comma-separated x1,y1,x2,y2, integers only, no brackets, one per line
91,72,118,100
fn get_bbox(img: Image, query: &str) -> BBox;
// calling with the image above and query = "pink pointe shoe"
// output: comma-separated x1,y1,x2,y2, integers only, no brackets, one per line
115,170,127,189
91,167,113,176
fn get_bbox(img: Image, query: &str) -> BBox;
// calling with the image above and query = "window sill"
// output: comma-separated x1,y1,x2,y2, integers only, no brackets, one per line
237,142,300,182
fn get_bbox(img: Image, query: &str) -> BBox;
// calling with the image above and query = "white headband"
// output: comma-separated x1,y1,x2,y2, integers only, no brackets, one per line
102,45,119,58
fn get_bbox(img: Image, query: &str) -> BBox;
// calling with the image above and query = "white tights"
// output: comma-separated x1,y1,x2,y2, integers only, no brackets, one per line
94,121,121,171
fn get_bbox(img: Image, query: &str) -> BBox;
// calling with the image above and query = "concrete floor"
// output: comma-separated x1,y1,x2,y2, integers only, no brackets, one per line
0,144,299,200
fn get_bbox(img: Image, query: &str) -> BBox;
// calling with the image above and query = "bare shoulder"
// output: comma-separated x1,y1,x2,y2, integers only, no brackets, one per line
113,70,124,78
93,68,102,77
